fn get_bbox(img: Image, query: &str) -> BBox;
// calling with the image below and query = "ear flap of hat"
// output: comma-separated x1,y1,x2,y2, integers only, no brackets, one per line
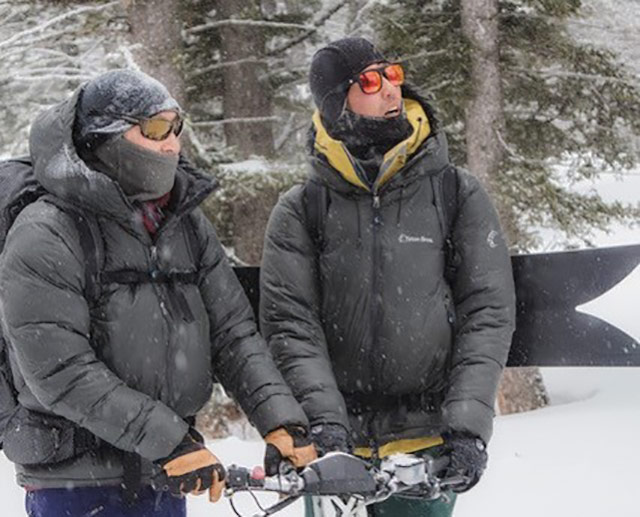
309,38,387,125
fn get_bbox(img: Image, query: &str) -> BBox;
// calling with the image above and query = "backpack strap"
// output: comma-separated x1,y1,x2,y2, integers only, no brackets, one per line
303,180,329,253
39,197,104,305
70,211,103,305
182,212,202,271
431,165,461,285
303,180,330,314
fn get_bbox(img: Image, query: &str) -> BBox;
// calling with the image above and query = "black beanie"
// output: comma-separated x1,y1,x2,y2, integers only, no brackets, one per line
309,37,385,125
73,69,181,152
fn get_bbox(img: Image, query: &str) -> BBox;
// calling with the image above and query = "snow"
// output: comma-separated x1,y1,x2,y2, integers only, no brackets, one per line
2,367,639,516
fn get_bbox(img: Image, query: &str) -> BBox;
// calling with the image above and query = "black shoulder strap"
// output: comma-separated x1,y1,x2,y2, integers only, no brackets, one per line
41,198,103,305
303,180,329,252
71,211,103,304
183,212,202,268
432,165,461,284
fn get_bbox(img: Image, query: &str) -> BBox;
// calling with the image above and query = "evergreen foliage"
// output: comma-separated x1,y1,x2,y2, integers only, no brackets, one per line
0,0,124,157
373,0,640,250
180,0,327,163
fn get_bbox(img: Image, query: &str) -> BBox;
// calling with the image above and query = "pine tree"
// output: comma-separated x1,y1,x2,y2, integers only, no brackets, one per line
0,0,124,157
374,0,640,251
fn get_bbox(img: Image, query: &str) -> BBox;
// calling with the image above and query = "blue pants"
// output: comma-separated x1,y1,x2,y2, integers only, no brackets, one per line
25,486,186,517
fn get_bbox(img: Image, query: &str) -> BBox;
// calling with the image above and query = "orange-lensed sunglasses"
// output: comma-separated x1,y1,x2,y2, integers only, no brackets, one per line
349,63,405,94
118,113,184,141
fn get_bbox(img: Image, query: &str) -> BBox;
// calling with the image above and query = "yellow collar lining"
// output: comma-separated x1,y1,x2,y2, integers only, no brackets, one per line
312,98,431,192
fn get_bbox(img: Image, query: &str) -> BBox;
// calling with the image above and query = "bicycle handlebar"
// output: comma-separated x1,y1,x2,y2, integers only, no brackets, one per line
223,452,466,516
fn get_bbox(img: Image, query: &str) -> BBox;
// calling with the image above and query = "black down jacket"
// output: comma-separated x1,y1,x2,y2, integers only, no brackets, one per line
260,95,515,449
0,88,308,488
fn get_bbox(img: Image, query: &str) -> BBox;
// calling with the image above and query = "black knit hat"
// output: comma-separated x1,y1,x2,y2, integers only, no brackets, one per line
309,37,386,125
73,69,181,152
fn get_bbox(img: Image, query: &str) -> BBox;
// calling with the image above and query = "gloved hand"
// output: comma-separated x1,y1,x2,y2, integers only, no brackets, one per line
310,423,353,457
153,427,226,502
444,431,488,493
263,426,318,476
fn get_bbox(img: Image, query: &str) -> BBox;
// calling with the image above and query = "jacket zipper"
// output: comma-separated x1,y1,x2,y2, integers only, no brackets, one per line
371,193,383,392
149,243,174,401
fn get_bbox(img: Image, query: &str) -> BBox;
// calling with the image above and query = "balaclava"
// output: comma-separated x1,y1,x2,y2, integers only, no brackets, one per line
309,37,412,181
73,69,181,201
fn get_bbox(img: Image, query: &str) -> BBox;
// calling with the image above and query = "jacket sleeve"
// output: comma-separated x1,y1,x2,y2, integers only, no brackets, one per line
259,186,350,430
190,209,309,436
441,171,516,444
0,203,188,461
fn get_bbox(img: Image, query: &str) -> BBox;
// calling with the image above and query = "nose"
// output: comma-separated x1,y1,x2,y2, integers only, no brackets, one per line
381,77,400,99
160,132,181,155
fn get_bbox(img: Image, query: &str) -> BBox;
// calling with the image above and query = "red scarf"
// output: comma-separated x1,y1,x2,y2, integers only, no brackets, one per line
140,192,171,235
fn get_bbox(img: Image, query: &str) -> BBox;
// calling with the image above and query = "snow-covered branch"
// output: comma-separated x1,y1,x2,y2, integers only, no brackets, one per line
11,73,91,83
192,116,279,127
187,19,314,35
118,44,142,72
0,1,119,50
190,57,269,78
399,49,448,62
496,129,547,166
268,1,347,56
512,67,639,87
346,0,378,34
183,124,211,165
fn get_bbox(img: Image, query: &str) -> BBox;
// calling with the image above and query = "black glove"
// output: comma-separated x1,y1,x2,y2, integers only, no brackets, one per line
444,432,488,493
310,423,353,457
263,426,317,476
153,427,226,501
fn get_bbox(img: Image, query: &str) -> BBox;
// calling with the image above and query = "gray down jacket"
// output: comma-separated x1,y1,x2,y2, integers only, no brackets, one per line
0,89,308,489
260,95,515,448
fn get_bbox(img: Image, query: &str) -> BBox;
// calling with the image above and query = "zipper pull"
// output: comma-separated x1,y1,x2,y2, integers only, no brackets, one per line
150,245,159,279
372,195,380,209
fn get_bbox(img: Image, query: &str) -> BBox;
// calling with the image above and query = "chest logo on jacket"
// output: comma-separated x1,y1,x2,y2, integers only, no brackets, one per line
398,233,434,244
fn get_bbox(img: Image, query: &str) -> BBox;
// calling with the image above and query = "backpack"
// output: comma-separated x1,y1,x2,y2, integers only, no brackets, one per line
303,165,461,283
0,157,201,451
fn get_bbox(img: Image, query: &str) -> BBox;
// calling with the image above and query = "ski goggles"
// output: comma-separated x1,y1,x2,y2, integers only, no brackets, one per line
118,113,184,141
349,63,405,94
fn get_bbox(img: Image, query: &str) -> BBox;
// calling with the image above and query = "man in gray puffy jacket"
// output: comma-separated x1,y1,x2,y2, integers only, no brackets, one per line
260,38,516,516
0,69,315,517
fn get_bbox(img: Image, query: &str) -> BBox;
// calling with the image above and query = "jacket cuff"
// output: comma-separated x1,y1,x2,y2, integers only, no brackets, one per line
250,394,310,437
441,399,494,444
134,404,189,461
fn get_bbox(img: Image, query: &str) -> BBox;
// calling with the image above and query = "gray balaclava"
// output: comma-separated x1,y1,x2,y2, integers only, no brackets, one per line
73,69,182,201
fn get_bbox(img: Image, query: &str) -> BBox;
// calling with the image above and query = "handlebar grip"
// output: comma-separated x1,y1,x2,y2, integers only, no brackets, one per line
431,455,450,475
213,463,226,482
225,465,266,490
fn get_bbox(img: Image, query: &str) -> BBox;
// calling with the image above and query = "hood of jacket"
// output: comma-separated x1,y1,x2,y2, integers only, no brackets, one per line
29,87,216,228
308,87,450,196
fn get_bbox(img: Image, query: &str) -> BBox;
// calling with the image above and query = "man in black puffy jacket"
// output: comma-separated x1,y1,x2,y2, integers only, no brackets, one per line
0,69,315,517
260,38,515,516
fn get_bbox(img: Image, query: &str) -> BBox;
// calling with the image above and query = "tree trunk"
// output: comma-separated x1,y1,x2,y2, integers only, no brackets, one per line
125,0,187,106
125,0,198,157
460,0,504,189
461,0,549,414
215,0,275,158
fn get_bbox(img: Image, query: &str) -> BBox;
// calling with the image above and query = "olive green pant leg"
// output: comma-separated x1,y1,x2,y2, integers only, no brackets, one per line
304,493,455,517
366,492,456,517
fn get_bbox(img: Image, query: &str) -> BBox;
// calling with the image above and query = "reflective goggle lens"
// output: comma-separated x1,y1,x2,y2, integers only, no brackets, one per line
359,70,383,94
384,64,405,86
356,63,405,94
139,116,184,141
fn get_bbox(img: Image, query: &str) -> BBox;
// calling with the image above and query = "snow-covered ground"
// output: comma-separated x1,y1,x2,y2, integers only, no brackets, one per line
2,367,639,516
